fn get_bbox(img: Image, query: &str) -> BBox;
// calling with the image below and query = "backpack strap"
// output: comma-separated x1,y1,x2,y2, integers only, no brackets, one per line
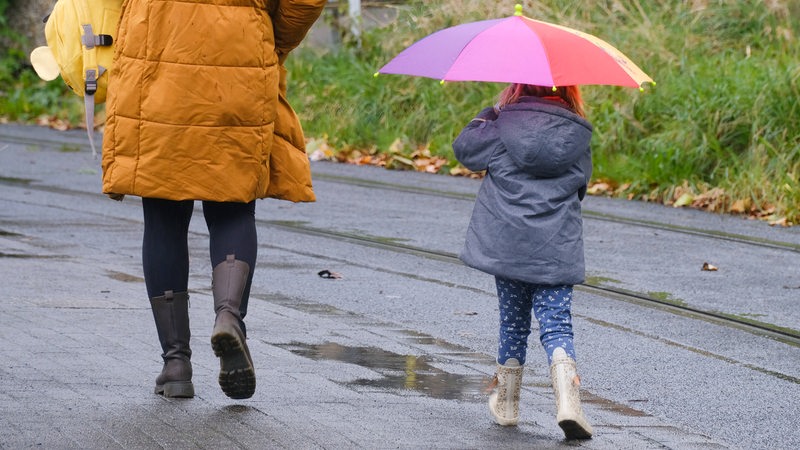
75,1,113,157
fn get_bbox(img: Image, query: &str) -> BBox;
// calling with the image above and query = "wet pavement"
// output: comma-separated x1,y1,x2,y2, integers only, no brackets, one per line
1,124,799,449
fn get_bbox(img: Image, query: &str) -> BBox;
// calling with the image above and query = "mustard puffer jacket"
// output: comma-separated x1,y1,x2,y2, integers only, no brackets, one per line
101,0,325,203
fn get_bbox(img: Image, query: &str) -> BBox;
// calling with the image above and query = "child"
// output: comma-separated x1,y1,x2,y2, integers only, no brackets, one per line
452,83,593,439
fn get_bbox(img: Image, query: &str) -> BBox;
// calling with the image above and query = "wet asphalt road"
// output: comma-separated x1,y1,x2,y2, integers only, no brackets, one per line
1,124,799,449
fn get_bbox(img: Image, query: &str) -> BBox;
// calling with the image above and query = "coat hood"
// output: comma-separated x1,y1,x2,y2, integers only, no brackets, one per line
495,97,592,178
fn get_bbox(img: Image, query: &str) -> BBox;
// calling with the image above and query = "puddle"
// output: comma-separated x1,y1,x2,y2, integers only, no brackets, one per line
394,329,471,350
277,341,490,400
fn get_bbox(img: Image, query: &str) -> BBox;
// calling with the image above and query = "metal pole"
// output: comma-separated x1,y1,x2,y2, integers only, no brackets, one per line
348,0,362,47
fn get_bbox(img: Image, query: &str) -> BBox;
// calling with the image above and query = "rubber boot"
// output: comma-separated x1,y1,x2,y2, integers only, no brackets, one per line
488,358,523,426
550,347,592,439
150,290,194,398
211,254,256,399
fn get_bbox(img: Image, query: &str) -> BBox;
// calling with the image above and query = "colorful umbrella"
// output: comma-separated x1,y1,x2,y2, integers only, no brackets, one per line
377,4,654,90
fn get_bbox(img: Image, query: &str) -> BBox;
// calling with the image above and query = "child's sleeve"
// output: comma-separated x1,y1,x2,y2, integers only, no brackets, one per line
577,147,593,200
452,107,501,172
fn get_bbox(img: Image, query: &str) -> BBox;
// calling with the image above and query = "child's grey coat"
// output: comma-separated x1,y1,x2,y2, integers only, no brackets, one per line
453,96,593,286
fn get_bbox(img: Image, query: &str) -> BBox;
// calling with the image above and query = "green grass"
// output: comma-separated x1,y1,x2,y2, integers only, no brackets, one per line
285,0,799,223
1,0,798,223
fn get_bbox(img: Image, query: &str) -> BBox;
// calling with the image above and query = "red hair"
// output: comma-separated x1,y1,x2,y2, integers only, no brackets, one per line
497,84,585,117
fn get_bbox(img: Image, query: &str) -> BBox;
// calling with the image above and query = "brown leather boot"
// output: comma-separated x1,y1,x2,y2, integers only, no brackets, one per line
150,291,194,398
211,254,255,399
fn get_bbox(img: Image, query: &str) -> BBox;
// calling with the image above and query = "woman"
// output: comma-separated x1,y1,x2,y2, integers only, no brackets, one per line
101,0,326,400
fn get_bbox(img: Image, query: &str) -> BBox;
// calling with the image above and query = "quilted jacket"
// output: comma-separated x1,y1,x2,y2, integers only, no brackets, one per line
101,0,325,202
453,97,593,285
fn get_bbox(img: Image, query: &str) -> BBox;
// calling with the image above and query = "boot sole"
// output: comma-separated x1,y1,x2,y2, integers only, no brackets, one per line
211,331,255,399
558,419,592,440
490,412,519,426
155,381,195,398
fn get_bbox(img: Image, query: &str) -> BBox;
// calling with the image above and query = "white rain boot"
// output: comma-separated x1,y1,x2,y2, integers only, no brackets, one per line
488,358,523,426
550,347,593,439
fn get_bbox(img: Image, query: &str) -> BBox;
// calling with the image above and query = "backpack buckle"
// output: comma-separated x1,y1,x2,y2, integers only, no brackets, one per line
97,34,114,46
85,69,98,95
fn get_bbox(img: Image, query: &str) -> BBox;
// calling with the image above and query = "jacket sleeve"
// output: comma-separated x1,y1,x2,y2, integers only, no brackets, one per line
577,147,593,200
452,107,501,172
272,0,327,60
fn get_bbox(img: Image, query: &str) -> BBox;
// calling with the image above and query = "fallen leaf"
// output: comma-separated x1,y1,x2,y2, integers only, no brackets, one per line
730,199,748,214
587,182,612,195
673,192,694,208
701,262,718,271
317,270,342,279
768,217,789,227
449,166,483,178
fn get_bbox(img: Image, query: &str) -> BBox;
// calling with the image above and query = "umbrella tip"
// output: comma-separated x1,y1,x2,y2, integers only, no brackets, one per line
514,4,523,16
639,81,656,92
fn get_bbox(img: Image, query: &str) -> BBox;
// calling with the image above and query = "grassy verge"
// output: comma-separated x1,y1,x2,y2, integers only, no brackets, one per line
0,0,83,127
1,0,797,224
287,0,799,225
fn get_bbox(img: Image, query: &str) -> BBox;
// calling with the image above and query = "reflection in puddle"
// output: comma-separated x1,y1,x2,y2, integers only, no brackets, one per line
278,342,490,401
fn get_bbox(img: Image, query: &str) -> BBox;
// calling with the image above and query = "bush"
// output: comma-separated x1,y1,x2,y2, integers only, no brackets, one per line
0,0,85,125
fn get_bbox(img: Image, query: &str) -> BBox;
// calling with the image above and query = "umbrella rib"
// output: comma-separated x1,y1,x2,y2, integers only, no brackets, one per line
519,17,556,88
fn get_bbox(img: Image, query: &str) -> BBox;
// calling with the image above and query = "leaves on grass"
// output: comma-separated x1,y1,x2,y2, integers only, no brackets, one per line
307,138,795,227
585,179,793,226
36,115,70,131
306,136,457,176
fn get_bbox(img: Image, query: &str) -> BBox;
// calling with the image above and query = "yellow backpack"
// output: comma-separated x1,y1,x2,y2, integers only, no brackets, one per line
30,0,123,155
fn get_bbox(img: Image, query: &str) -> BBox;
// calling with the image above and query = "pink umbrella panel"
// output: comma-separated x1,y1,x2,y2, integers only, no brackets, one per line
378,13,653,89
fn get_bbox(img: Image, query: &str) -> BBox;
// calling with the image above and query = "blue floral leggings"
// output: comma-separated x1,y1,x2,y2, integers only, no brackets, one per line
496,277,576,366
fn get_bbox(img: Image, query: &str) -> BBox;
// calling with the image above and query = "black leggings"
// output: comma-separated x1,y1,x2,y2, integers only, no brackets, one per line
141,198,257,317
